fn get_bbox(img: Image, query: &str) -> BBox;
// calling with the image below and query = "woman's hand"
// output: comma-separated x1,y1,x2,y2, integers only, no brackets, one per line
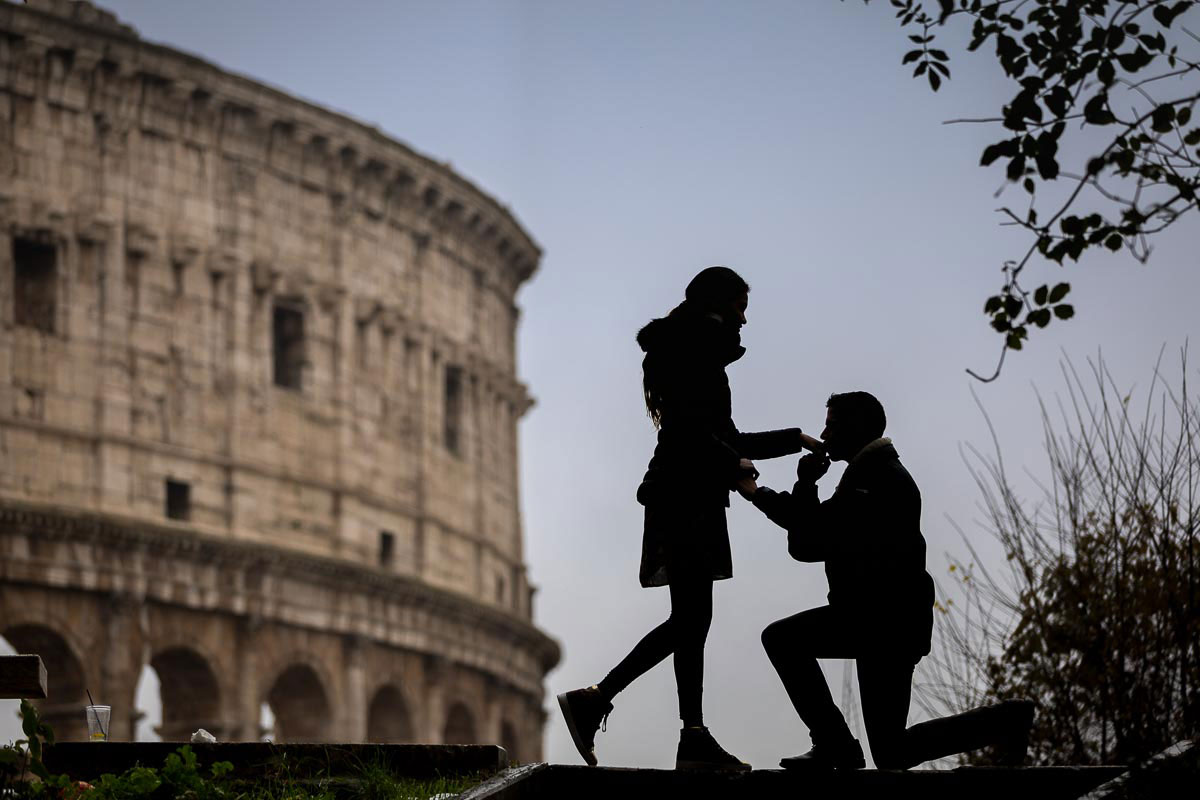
799,432,825,454
734,474,759,499
734,458,759,498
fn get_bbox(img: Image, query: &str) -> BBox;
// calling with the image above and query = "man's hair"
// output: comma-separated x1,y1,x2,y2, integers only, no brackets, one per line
684,266,749,311
826,391,887,441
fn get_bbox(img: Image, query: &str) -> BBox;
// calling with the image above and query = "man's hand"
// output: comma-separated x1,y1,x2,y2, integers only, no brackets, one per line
799,432,825,454
735,458,759,499
796,453,831,484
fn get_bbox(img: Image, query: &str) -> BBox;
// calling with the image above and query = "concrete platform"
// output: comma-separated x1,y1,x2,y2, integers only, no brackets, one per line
460,763,1130,800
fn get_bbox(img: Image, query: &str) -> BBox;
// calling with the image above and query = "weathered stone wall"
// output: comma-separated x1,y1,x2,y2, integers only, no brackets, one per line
0,0,556,756
0,503,553,758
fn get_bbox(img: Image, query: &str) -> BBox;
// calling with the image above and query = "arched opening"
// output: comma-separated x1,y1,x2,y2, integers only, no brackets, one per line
147,647,222,741
132,664,161,741
443,702,476,745
2,625,87,741
265,664,330,742
366,684,413,743
258,702,275,742
500,720,520,764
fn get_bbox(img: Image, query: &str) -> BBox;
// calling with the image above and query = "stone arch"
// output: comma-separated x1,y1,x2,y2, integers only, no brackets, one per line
2,624,88,741
147,646,222,741
500,720,520,764
366,684,413,743
443,702,476,744
264,663,331,742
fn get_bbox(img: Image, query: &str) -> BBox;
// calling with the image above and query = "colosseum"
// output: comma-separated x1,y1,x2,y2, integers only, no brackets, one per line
0,0,559,759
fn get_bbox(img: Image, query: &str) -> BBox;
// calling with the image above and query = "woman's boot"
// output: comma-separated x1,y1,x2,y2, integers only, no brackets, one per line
676,726,752,771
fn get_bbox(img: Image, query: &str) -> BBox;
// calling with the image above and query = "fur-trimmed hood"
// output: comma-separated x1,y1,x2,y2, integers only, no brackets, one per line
636,306,745,366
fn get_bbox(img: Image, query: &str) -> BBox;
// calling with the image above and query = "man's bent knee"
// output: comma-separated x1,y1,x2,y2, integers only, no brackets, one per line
761,619,786,654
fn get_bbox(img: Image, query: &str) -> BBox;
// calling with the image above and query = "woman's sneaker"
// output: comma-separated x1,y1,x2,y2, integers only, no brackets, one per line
676,726,752,771
557,686,612,766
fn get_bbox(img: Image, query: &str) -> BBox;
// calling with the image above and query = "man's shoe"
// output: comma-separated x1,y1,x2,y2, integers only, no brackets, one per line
676,726,752,771
557,686,612,767
779,737,866,771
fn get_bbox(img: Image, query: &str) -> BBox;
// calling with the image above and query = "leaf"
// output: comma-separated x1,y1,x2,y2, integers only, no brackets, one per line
985,295,1003,314
1138,32,1167,52
1098,59,1115,85
1006,332,1025,350
1117,48,1155,73
1153,2,1190,28
1084,92,1115,125
1045,86,1072,117
1053,304,1075,319
1007,154,1026,181
1105,233,1123,250
1024,177,1035,194
1151,105,1176,133
903,49,923,65
1036,151,1059,180
1028,308,1052,328
981,138,1017,166
1048,282,1070,303
1034,285,1048,306
929,69,942,91
1060,216,1084,236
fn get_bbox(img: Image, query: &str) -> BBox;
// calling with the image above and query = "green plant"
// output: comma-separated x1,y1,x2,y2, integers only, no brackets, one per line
1,699,62,796
87,746,234,800
4,706,483,800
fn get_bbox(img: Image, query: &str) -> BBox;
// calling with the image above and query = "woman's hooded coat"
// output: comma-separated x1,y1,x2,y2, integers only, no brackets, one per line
635,304,804,587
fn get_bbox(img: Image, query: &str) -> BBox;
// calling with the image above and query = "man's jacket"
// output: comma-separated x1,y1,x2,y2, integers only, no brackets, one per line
752,438,935,659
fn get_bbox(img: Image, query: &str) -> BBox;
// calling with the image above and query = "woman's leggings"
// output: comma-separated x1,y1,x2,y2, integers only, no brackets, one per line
595,579,714,728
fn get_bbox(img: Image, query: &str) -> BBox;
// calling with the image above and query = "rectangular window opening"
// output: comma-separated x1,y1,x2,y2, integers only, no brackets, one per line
379,530,395,568
272,302,305,390
444,365,463,455
13,238,57,333
165,479,191,521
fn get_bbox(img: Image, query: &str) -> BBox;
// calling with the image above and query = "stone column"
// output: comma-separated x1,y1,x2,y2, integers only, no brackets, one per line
99,594,142,742
340,634,367,742
480,677,502,747
231,615,261,741
422,654,447,744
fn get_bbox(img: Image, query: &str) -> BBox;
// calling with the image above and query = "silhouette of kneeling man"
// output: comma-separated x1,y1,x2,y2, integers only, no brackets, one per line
737,391,1034,770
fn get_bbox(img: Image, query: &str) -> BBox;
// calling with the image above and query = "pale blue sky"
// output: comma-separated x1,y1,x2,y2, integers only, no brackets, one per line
3,0,1196,769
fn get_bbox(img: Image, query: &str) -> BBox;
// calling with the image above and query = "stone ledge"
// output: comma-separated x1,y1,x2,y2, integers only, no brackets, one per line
43,742,508,781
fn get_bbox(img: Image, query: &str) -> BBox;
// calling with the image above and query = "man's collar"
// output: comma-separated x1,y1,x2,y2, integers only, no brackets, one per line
835,438,894,492
850,437,892,465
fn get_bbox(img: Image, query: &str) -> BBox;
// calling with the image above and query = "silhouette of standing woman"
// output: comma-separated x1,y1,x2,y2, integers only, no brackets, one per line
557,267,820,770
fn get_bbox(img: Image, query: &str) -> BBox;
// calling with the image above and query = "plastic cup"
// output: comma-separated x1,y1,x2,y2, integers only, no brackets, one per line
86,705,110,741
